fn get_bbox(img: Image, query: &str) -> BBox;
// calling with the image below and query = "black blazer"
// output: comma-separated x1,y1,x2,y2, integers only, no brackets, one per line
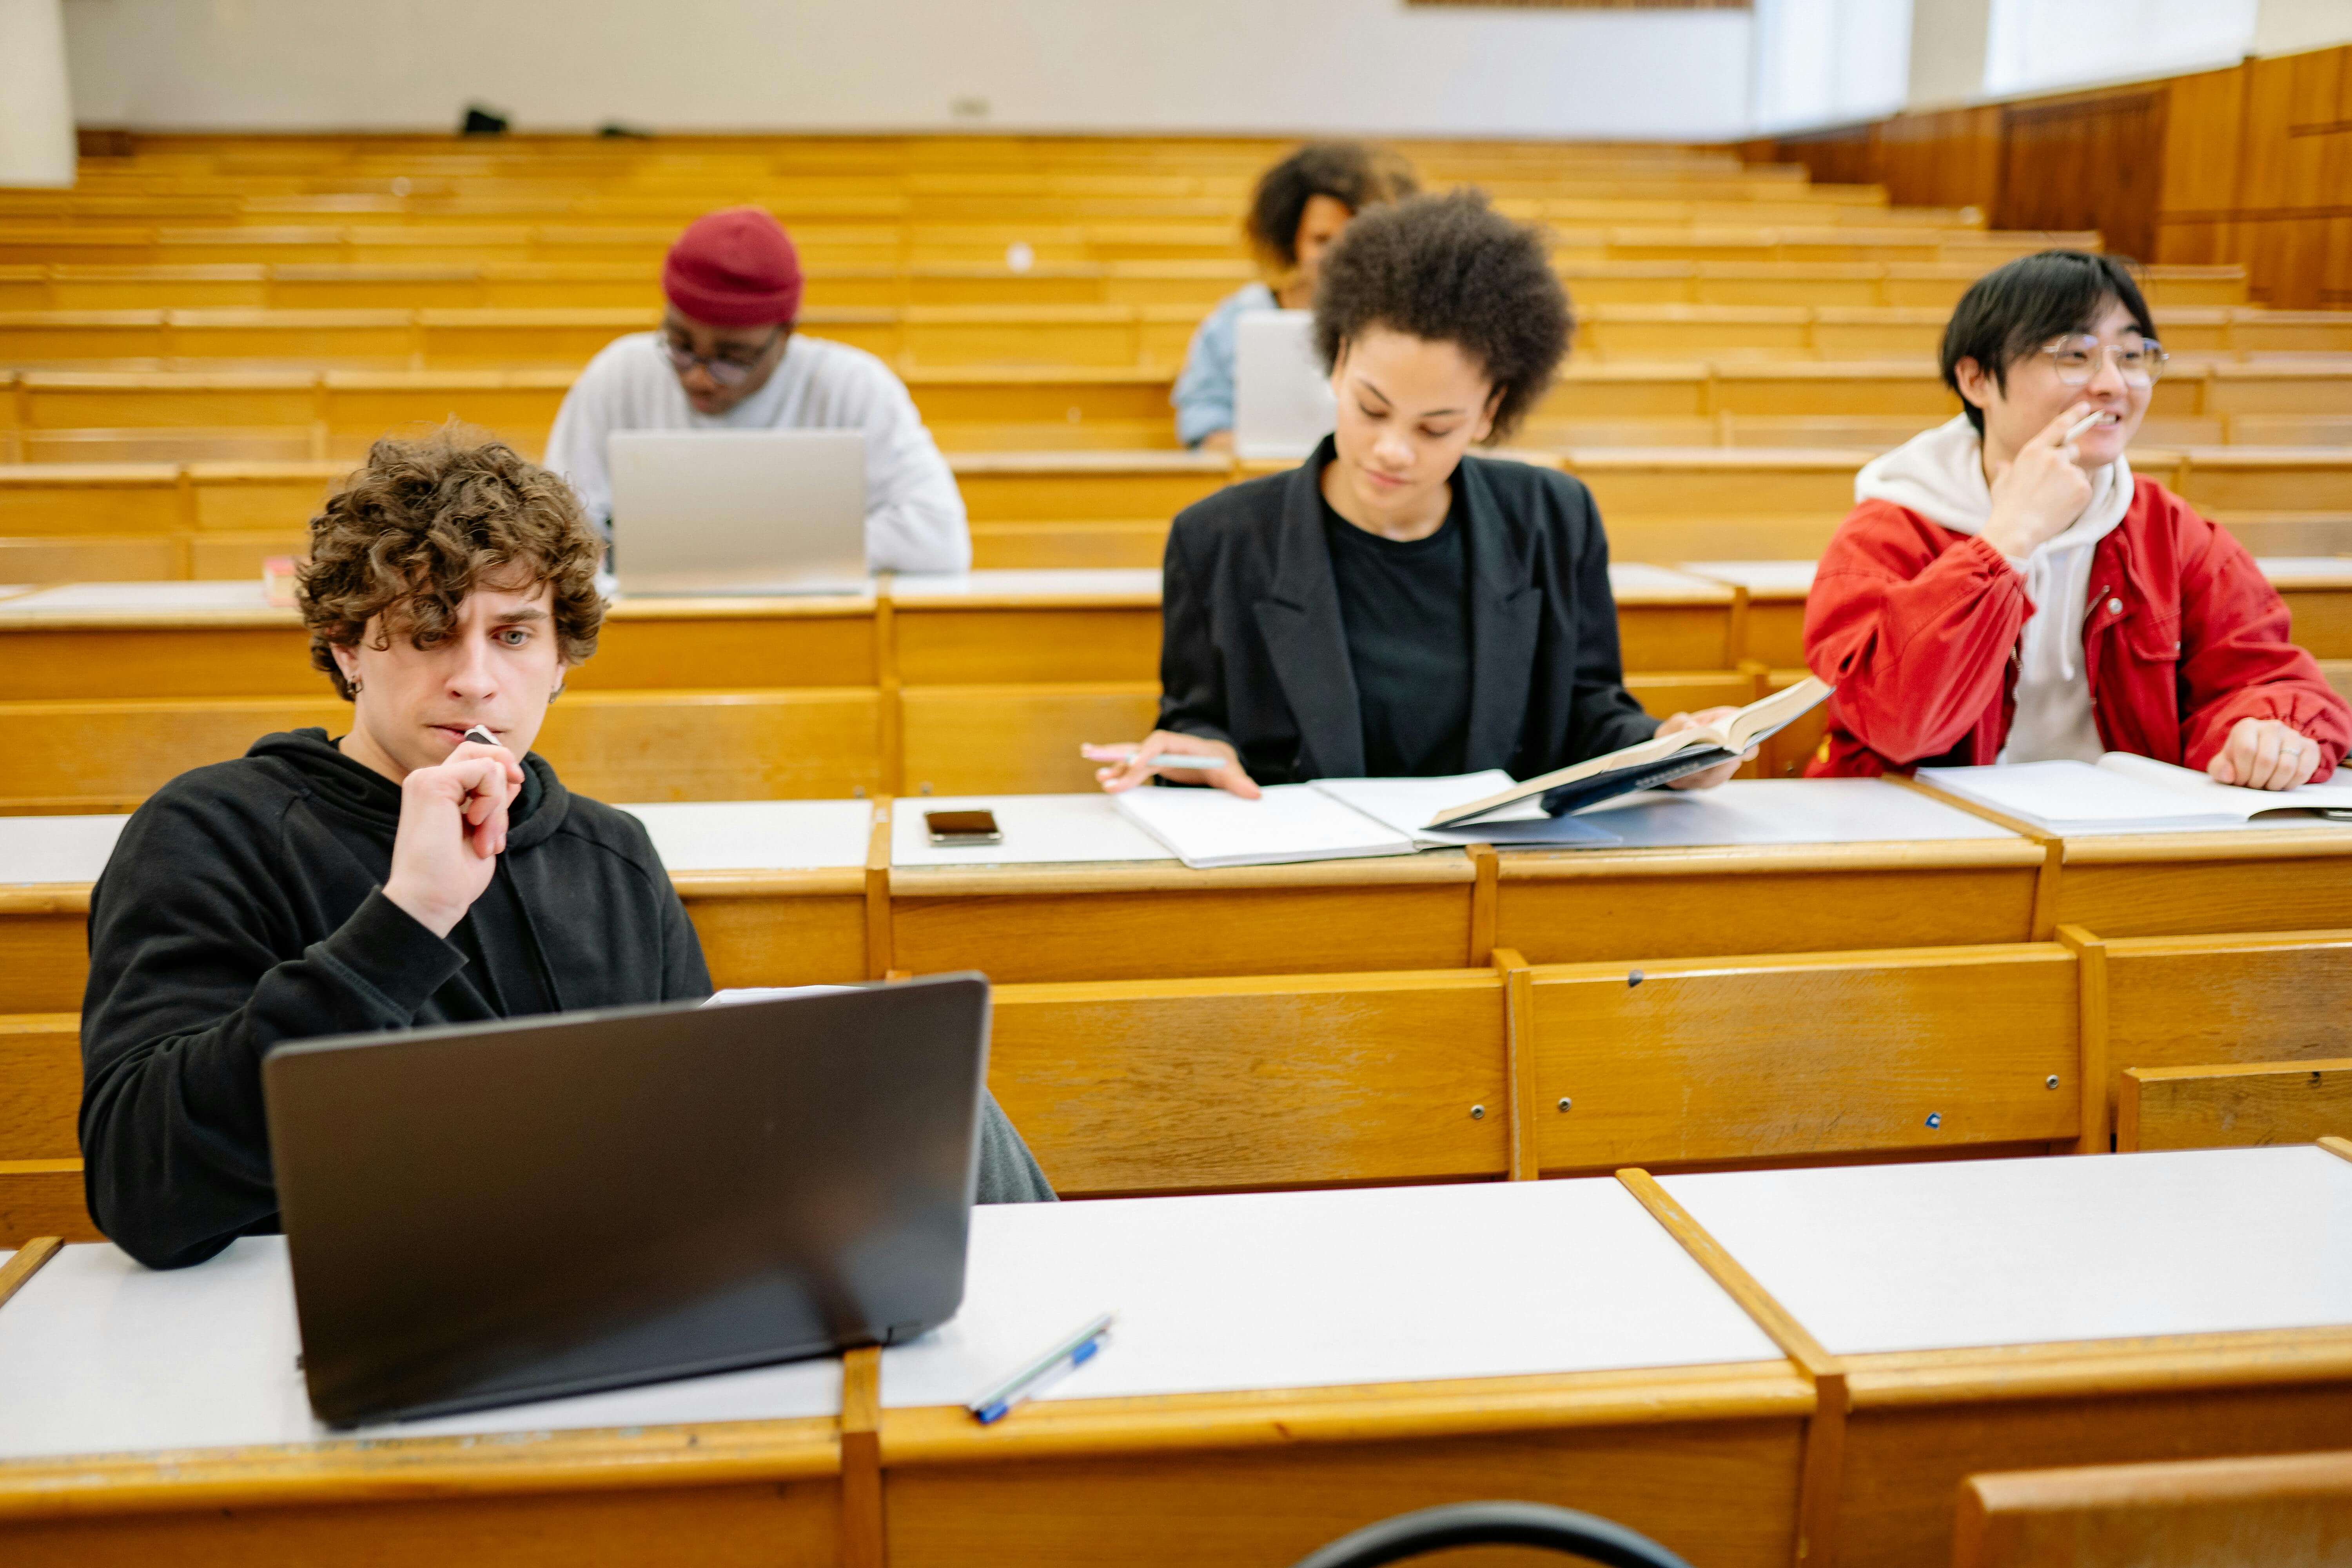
1158,437,1659,784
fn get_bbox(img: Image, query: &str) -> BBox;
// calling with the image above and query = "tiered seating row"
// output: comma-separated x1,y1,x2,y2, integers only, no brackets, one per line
2,443,2343,581
4,302,2344,373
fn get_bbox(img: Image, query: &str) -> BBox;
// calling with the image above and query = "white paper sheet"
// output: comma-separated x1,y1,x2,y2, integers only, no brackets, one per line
1112,782,1412,868
1311,773,1621,848
1923,757,2352,833
1574,778,2016,846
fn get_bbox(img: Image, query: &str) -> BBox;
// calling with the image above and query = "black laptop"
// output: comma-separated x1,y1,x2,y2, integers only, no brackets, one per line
263,976,990,1427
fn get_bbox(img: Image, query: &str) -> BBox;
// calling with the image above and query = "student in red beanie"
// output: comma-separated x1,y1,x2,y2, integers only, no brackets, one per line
544,207,970,572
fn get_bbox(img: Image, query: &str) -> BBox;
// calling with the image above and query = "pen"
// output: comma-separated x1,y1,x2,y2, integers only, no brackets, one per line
1088,748,1229,770
966,1309,1115,1425
2063,409,2106,442
461,724,497,747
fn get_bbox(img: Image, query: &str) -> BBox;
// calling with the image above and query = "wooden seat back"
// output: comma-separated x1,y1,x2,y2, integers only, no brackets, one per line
2116,1060,2352,1152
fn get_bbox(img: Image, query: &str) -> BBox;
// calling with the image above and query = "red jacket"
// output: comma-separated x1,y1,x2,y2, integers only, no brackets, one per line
1803,476,2351,779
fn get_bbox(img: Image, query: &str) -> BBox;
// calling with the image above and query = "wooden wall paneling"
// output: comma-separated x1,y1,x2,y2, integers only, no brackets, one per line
1999,91,2167,263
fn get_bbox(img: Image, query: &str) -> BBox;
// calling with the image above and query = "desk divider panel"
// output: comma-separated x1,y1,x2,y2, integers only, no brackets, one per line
1527,944,2082,1174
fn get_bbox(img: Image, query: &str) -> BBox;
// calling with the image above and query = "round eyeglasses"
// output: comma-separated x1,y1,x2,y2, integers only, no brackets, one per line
2042,334,2168,387
657,329,780,388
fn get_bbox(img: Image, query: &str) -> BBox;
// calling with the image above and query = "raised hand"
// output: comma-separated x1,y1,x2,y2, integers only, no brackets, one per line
1980,401,2099,560
381,737,526,937
1083,731,1261,799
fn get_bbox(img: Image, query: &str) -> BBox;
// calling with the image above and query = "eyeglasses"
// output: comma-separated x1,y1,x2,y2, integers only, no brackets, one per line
658,329,780,388
2042,334,2168,387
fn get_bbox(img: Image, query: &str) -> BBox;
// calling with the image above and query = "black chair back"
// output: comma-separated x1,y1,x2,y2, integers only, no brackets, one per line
1288,1501,1693,1568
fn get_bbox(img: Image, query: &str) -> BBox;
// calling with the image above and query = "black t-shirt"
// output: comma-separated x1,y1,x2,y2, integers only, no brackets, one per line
1319,481,1473,777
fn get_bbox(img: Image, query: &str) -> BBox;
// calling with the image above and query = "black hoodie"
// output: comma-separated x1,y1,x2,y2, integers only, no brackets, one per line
81,729,710,1269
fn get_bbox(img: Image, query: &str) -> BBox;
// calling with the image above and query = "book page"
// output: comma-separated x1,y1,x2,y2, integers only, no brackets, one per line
1724,677,1834,751
1918,760,2237,828
1312,774,1619,849
2099,751,2352,818
1112,783,1415,868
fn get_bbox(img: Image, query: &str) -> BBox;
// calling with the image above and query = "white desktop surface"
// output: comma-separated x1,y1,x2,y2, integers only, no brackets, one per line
1677,561,1818,599
0,581,276,614
618,799,872,872
1661,1146,2352,1357
1606,563,1734,601
881,1180,1780,1409
0,1239,844,1464
887,569,1163,603
0,812,131,882
2255,557,2352,587
891,793,1174,868
1572,778,2017,847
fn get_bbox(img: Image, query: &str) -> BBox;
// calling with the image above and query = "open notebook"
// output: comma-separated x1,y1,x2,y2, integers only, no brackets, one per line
1426,678,1833,830
1111,771,1622,870
1919,753,2352,833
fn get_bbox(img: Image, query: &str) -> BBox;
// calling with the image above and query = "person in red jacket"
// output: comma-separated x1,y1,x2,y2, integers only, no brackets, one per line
1804,250,2350,787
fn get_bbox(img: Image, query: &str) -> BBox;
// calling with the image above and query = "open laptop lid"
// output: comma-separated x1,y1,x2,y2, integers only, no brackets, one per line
263,976,988,1427
1233,309,1336,462
607,428,868,596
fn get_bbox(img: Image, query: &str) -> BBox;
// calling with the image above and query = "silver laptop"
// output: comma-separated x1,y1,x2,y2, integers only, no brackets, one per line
607,429,868,595
1233,309,1336,461
265,977,991,1426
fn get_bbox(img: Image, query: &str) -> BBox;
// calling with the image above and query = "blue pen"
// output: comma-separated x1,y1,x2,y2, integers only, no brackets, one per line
966,1310,1116,1425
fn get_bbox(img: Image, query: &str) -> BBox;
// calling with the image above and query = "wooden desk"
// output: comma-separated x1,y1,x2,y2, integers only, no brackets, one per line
1661,1144,2352,1568
1494,779,2043,962
0,1237,848,1567
0,568,1751,806
0,1180,1808,1567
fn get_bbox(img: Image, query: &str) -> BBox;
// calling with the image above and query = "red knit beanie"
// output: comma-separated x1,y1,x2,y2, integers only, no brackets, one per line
661,207,804,327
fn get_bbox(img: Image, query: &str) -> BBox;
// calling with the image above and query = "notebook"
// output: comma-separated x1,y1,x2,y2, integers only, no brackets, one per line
1918,753,2352,833
1426,679,1833,830
1111,771,1623,870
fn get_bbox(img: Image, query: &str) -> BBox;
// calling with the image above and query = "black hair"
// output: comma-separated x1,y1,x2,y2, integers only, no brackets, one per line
1311,189,1573,443
1940,250,2158,435
1245,142,1419,272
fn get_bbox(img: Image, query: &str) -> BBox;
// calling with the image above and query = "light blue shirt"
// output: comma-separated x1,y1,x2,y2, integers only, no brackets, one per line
1170,282,1279,448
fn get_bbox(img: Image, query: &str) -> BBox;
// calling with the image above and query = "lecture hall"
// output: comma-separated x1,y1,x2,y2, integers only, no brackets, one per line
3,0,2352,1564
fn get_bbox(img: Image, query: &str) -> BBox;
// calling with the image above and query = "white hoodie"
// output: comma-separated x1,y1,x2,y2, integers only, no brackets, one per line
1853,416,2134,764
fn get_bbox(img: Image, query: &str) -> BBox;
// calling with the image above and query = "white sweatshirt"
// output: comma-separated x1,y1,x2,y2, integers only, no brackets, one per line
543,331,972,574
1853,416,2134,765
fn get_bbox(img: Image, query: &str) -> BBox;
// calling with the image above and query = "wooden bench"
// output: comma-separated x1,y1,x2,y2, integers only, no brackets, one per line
1956,1450,2352,1568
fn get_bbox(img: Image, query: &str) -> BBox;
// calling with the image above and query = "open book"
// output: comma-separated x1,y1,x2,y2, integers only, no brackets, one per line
1918,754,2352,833
1426,678,1833,830
1111,770,1622,870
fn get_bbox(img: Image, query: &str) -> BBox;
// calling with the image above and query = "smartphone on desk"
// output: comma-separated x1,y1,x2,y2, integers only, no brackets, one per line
926,809,1002,847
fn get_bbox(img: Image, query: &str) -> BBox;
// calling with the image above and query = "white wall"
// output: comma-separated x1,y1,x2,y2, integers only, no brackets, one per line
1980,0,2259,98
2254,0,2352,57
0,0,77,187
60,0,1757,140
1750,0,1912,135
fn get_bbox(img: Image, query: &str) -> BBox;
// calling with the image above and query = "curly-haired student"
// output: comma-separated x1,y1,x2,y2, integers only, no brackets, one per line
1169,141,1418,450
80,432,1052,1271
1092,191,1749,797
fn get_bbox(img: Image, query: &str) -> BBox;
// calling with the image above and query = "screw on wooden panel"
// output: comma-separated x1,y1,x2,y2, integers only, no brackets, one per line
2046,1075,2061,1089
1626,969,1644,987
1557,1097,1572,1112
1925,1112,1943,1129
852,786,867,799
1469,1104,1485,1120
